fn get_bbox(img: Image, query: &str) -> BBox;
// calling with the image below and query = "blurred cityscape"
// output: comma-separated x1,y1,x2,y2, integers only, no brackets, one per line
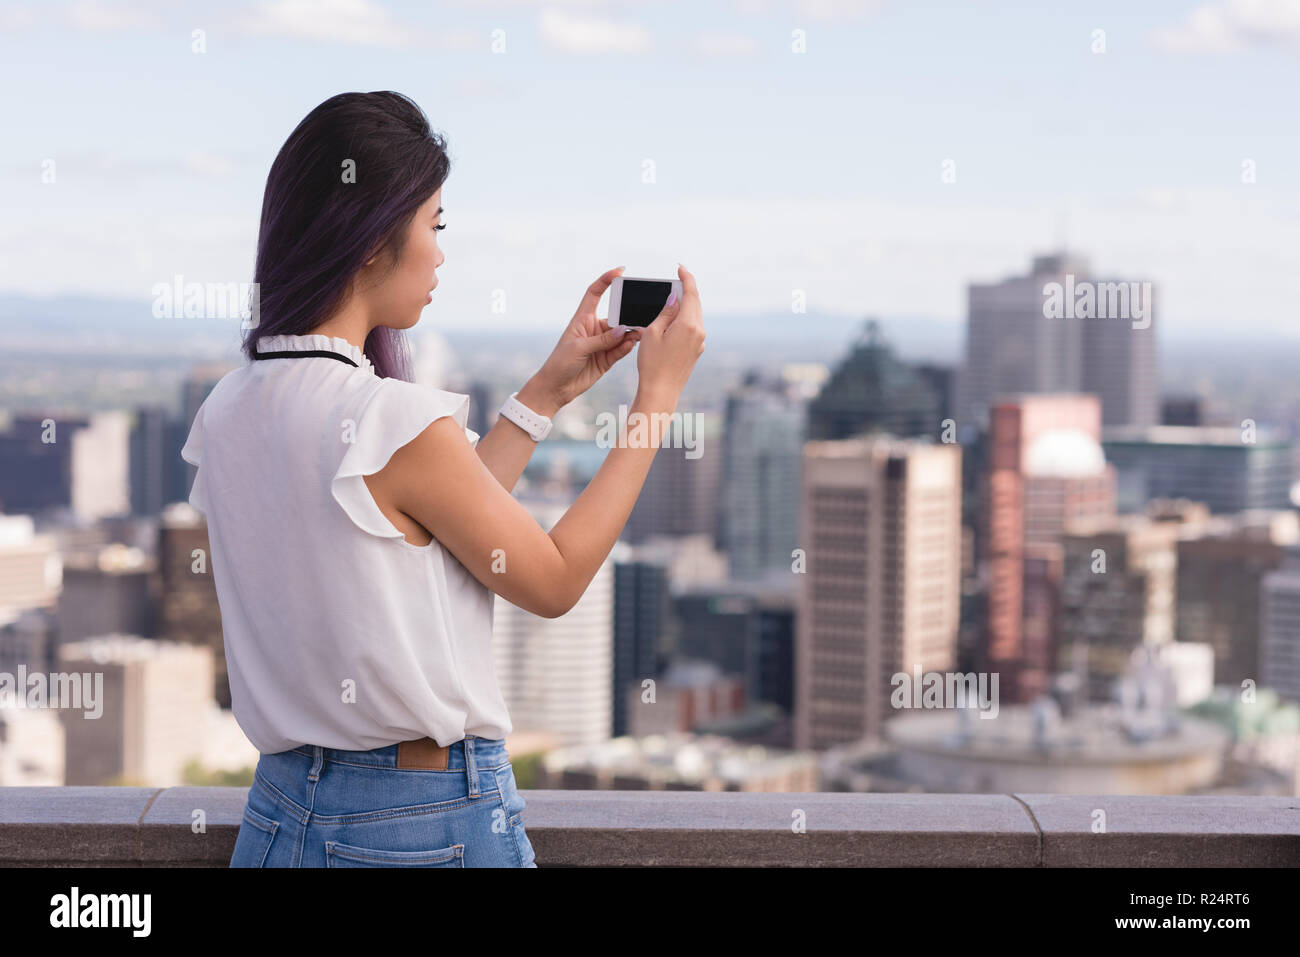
2,250,1299,797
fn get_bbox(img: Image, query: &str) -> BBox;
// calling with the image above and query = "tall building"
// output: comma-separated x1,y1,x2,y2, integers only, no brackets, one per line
806,320,942,441
129,406,190,515
1260,551,1300,703
1102,425,1293,513
59,635,215,786
1,411,134,521
156,503,226,707
70,411,131,521
795,437,962,749
0,515,60,623
716,372,805,581
493,498,614,747
1177,511,1299,688
985,394,1116,703
624,414,723,545
958,252,1158,428
57,544,156,644
0,414,82,515
611,556,672,738
1059,502,1213,702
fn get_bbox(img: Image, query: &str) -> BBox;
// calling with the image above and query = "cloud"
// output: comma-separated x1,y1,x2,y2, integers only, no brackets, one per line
63,0,162,31
692,32,761,56
237,0,417,48
1152,0,1300,55
539,8,651,53
793,0,886,21
182,151,236,179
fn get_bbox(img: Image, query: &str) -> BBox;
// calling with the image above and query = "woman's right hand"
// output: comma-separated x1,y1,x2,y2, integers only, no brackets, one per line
634,264,705,405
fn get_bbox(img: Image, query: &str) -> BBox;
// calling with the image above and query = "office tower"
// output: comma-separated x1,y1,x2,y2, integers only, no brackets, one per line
130,406,189,516
612,557,672,738
674,589,757,685
59,635,215,786
0,414,81,514
957,252,1158,428
625,660,746,738
1059,502,1212,702
57,544,155,643
754,591,796,745
493,498,614,747
1102,425,1293,513
1161,395,1204,427
156,503,227,707
914,363,956,422
716,371,805,581
660,581,797,747
624,414,723,544
70,412,131,521
0,608,56,678
1177,511,1298,688
985,394,1116,703
806,320,942,441
1261,556,1300,703
796,437,962,749
0,697,65,786
0,515,59,622
466,380,495,441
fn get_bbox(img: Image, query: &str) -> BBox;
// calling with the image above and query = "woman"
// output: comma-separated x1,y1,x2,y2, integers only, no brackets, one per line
180,91,704,867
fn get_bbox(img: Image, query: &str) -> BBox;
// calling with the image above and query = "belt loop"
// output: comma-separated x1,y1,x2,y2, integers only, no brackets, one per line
308,745,324,782
465,735,480,797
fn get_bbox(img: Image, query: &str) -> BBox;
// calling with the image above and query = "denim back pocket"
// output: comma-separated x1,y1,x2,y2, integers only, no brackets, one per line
231,804,280,868
325,840,465,867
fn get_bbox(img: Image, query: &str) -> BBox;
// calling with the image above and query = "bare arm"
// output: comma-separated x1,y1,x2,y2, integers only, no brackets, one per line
366,265,704,618
372,385,678,617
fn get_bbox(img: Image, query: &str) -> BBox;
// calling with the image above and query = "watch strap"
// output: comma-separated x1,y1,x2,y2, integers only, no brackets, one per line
499,391,553,441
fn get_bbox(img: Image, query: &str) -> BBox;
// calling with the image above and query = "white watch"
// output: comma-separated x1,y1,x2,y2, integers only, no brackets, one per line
499,391,553,442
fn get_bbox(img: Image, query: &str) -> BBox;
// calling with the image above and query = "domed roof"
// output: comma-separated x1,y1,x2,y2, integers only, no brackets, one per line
1025,428,1105,477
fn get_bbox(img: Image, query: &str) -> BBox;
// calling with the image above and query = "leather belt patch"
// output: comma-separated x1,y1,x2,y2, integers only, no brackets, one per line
397,737,451,769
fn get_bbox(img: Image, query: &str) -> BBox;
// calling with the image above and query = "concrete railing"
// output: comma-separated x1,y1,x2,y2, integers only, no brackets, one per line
0,788,1296,866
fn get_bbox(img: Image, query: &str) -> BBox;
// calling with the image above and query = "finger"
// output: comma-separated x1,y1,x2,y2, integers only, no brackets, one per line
579,324,634,355
645,286,682,334
578,266,625,317
603,338,637,370
677,263,700,314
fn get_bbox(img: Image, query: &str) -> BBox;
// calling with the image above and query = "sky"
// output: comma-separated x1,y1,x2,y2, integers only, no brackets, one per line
2,0,1299,340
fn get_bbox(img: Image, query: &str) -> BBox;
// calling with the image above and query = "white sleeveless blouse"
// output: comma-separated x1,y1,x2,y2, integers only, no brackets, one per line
180,333,512,753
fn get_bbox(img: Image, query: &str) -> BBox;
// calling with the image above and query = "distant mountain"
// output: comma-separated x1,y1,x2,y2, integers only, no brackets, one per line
0,293,961,364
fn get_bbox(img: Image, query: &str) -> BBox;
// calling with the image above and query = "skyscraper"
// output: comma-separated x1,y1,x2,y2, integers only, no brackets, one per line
493,498,614,748
984,394,1116,703
1102,425,1293,513
806,320,942,441
795,437,962,749
716,371,805,581
611,557,672,737
958,253,1158,429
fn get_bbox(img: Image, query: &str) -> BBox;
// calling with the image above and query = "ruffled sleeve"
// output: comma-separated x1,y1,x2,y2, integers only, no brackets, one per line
331,379,479,539
179,402,209,513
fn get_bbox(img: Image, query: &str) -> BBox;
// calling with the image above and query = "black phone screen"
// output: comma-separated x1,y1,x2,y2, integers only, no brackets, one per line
617,280,673,328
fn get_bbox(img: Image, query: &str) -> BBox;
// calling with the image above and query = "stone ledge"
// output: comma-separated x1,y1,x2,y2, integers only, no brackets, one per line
0,788,1295,867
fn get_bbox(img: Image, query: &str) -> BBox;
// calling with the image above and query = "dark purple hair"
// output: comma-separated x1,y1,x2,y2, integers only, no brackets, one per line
244,91,451,380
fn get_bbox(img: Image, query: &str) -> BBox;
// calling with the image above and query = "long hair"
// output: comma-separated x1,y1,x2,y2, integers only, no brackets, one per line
245,91,451,380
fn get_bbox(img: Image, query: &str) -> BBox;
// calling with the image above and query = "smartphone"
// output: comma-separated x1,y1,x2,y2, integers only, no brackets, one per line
608,276,683,328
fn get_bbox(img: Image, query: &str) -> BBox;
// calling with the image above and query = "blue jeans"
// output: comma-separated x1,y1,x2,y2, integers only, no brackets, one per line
230,735,537,867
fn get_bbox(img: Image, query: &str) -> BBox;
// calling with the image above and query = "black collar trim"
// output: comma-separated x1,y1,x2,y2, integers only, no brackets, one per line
253,349,359,368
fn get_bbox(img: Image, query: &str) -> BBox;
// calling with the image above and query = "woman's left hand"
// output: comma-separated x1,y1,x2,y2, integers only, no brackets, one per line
530,266,643,410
